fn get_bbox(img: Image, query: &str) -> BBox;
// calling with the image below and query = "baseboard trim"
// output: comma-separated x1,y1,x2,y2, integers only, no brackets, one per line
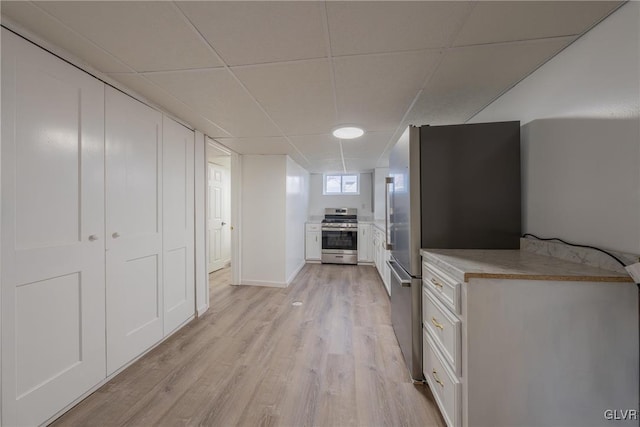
286,261,306,286
241,279,288,288
197,304,209,317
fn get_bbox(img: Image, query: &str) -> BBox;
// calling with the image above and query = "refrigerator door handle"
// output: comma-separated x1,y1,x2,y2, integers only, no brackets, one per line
387,260,412,287
385,176,394,250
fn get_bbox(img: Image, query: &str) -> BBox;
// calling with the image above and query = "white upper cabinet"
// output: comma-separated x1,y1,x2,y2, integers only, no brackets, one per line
105,86,164,374
1,29,106,426
162,116,195,335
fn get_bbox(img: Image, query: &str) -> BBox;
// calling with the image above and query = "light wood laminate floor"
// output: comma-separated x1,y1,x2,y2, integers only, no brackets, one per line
53,264,446,427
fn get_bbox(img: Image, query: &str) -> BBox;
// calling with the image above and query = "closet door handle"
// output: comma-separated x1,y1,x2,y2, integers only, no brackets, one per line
88,234,99,241
112,232,121,239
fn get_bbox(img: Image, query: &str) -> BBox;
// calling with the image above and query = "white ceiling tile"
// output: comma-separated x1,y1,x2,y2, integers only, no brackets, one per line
289,134,341,160
333,50,441,132
177,2,327,66
233,59,335,135
341,132,394,159
106,73,230,138
454,1,622,47
305,158,346,174
34,1,222,72
407,37,576,126
344,158,379,172
3,1,621,174
213,137,293,156
327,1,473,56
143,69,280,138
1,1,130,73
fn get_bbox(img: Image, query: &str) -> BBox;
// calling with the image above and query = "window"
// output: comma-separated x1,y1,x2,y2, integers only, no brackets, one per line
324,173,359,195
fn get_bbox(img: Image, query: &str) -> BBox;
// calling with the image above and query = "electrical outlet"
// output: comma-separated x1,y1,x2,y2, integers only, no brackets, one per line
625,262,640,283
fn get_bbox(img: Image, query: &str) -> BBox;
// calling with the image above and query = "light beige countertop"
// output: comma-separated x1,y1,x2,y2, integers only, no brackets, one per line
421,249,633,283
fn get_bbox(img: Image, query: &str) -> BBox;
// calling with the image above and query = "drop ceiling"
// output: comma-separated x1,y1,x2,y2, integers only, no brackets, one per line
0,1,622,172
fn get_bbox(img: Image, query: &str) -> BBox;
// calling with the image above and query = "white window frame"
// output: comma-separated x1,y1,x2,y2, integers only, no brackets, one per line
323,173,360,195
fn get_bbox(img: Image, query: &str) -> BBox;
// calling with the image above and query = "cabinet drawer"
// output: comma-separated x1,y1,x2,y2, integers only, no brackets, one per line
423,330,461,427
423,287,461,376
306,223,321,232
422,262,461,315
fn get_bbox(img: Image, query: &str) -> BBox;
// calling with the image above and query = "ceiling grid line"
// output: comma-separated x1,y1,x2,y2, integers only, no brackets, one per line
464,2,627,124
27,1,130,71
320,1,346,173
374,1,479,168
171,0,312,167
4,0,624,173
27,0,234,138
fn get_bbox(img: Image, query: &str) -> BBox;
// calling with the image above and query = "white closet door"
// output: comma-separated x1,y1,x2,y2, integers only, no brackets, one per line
1,30,106,426
162,117,195,335
105,87,163,374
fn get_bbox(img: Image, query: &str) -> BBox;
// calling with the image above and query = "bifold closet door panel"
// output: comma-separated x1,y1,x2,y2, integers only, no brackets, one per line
1,29,106,426
162,117,195,335
105,87,163,375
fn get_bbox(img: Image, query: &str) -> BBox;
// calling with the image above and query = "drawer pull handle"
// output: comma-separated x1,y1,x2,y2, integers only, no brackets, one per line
430,278,443,289
431,317,444,330
432,369,445,388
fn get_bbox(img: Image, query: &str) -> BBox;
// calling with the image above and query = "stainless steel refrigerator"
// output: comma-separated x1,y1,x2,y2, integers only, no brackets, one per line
386,122,521,381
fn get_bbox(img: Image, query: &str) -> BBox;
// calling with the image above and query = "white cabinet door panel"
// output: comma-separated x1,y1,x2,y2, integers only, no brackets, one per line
358,224,372,262
208,163,229,272
163,116,195,335
1,29,106,426
105,87,163,374
305,231,321,260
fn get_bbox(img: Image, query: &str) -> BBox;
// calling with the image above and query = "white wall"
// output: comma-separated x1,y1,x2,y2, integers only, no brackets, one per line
240,155,287,286
470,2,640,254
240,155,309,287
285,157,310,283
308,172,374,219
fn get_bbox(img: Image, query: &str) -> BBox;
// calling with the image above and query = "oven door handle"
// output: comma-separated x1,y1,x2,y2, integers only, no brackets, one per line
321,227,356,232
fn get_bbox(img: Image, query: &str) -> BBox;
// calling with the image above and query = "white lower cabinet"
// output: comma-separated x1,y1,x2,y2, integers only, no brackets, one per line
424,331,461,427
357,223,373,262
305,224,321,261
1,30,196,425
422,250,639,427
372,226,390,295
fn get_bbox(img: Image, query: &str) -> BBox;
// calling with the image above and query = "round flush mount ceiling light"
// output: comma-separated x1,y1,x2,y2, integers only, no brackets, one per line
332,126,364,139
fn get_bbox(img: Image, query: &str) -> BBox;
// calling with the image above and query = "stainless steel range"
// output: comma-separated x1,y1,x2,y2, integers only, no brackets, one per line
321,208,358,265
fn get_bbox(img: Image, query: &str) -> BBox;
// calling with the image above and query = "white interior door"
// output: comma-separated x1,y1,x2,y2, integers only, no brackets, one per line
208,163,230,272
1,30,106,426
105,87,163,375
163,117,195,335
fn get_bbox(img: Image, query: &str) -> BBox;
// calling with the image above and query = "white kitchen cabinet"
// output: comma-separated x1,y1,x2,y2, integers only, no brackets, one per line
305,223,321,261
422,249,638,427
105,87,165,375
162,116,195,335
372,226,391,295
357,223,373,262
1,30,107,426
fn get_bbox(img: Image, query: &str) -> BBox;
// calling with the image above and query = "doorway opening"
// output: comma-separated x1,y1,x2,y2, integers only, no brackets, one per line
206,138,239,296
